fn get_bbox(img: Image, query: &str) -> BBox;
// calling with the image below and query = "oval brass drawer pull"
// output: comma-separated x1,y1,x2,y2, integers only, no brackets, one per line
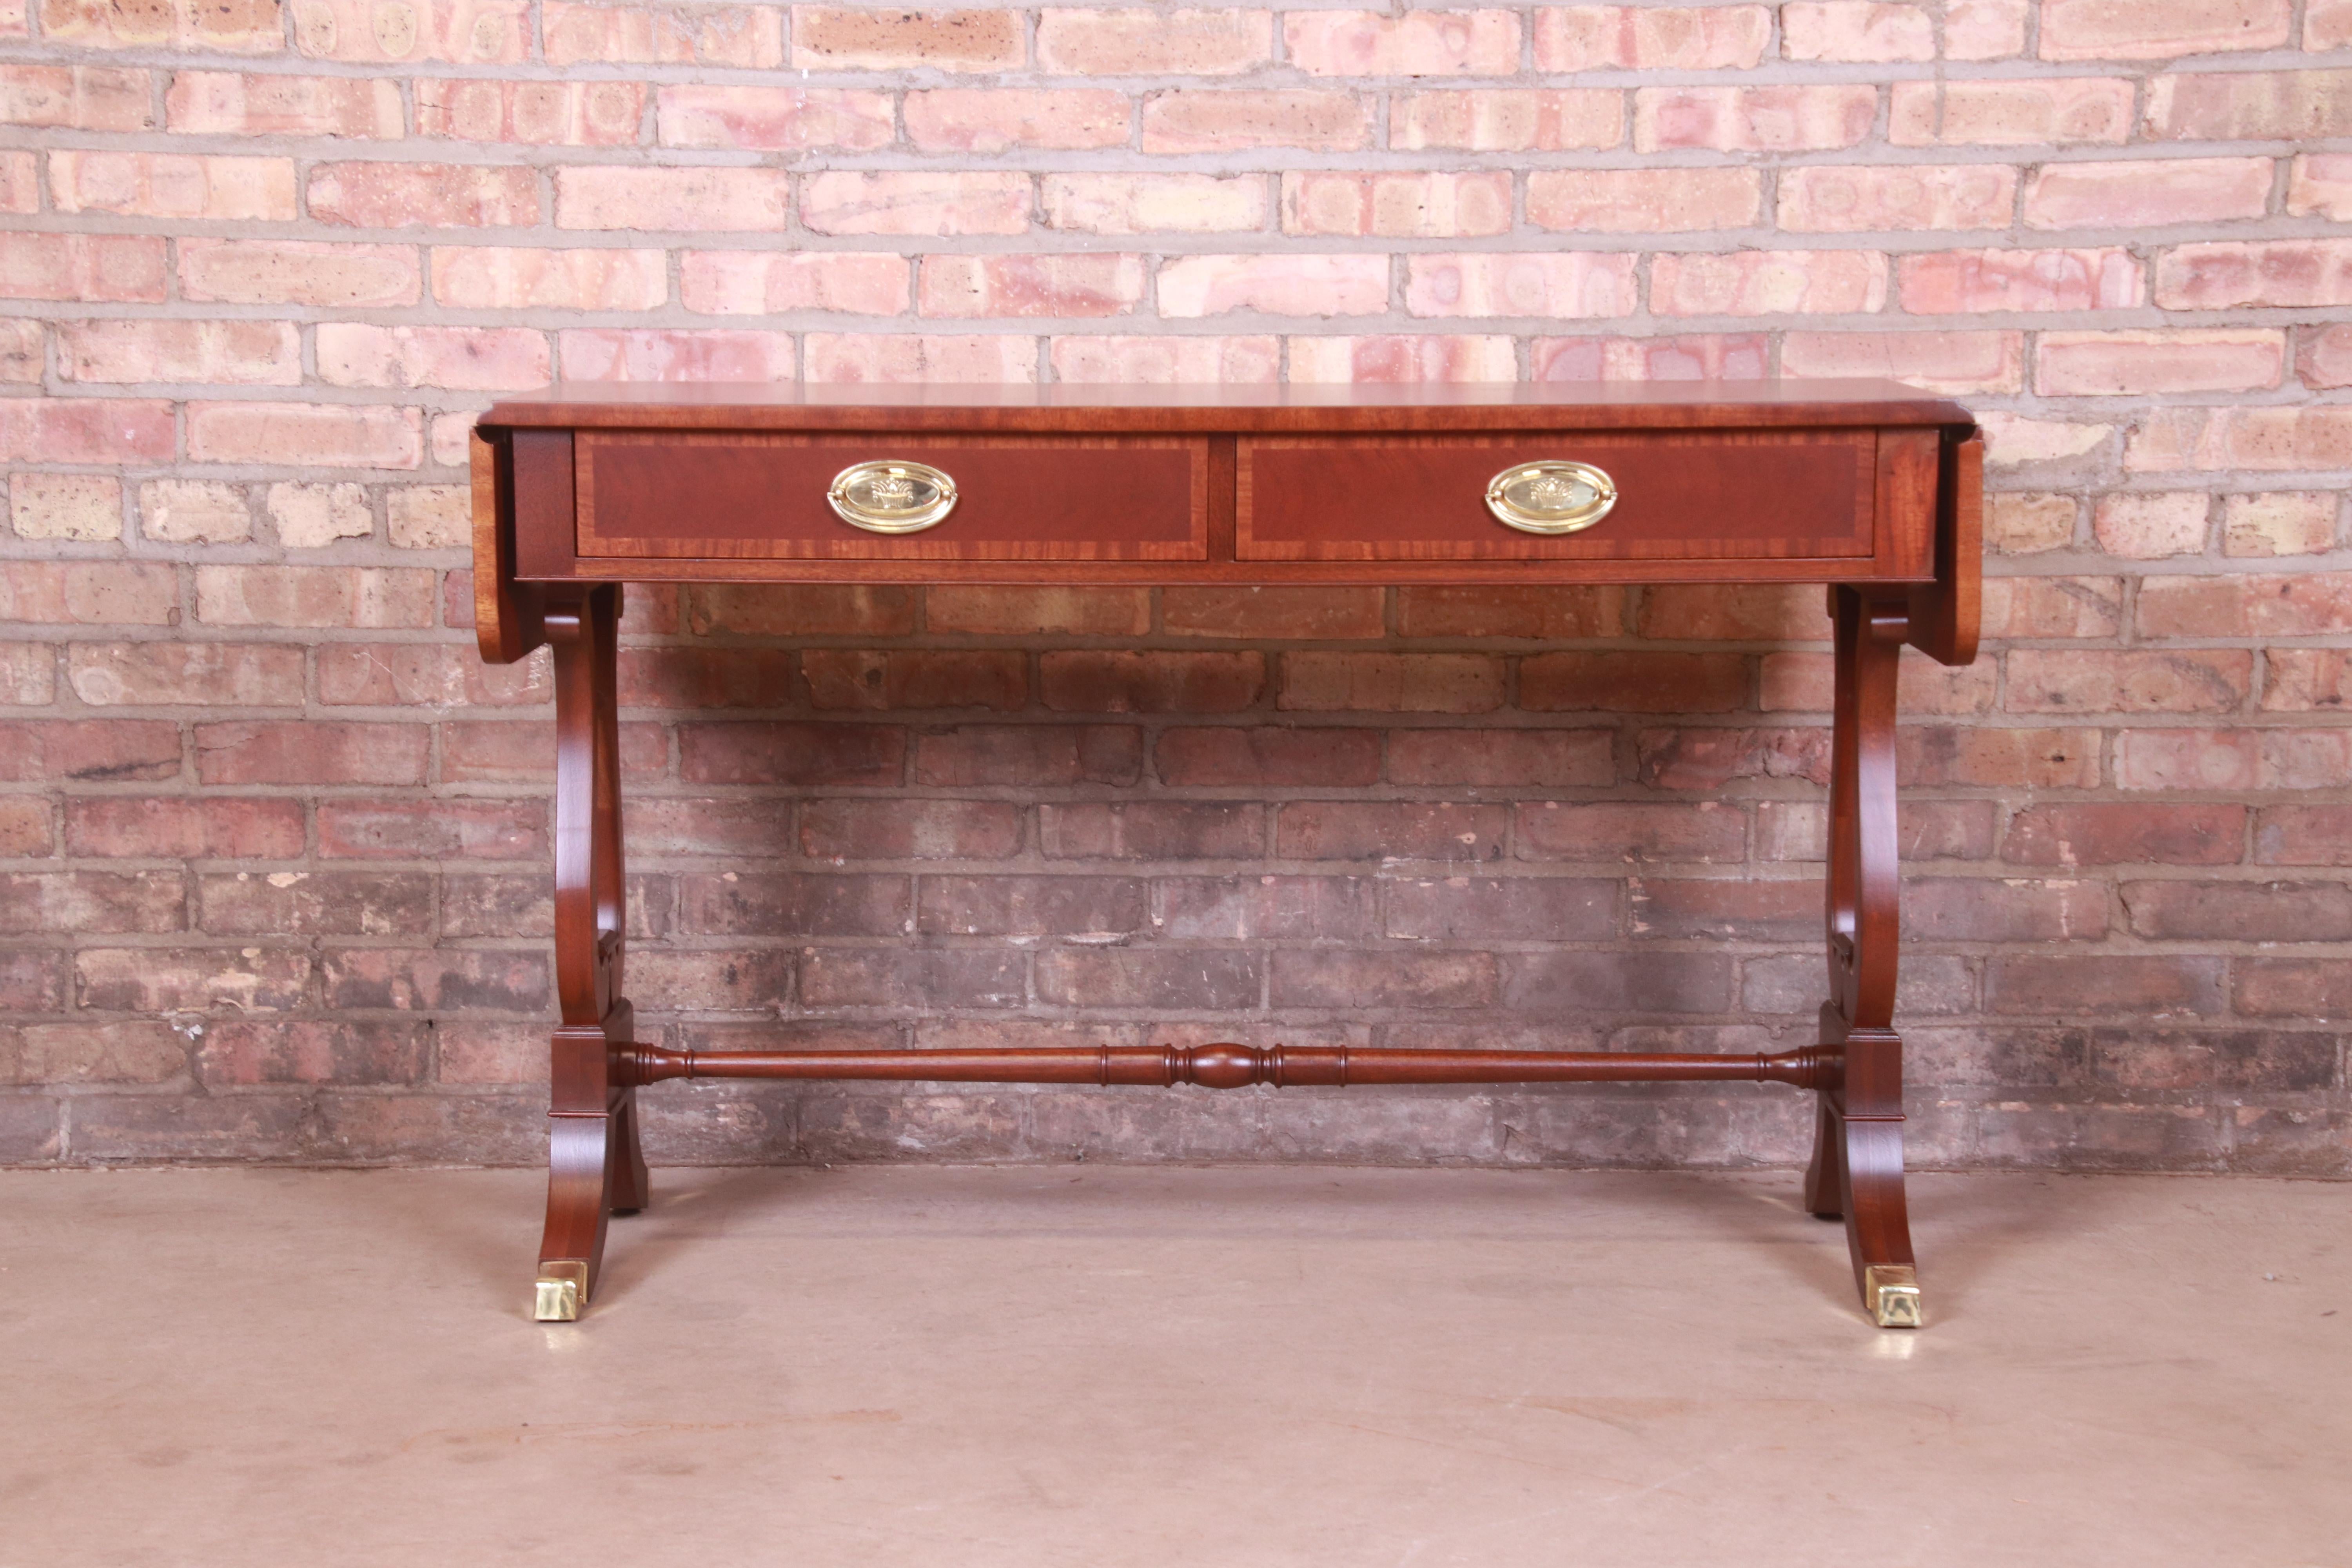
1485,460,1616,535
828,459,958,534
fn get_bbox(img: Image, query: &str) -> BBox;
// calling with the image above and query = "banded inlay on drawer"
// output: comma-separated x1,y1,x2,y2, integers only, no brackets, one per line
1237,431,1877,563
577,432,1210,561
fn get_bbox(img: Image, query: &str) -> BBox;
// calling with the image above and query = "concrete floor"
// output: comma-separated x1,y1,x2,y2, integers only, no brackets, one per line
4,1166,2345,1567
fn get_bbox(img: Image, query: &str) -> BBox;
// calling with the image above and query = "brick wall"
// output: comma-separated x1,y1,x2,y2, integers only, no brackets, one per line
2,0,2347,1172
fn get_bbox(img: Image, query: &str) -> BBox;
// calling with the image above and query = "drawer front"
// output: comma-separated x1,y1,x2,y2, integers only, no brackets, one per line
1237,432,1875,562
577,432,1210,561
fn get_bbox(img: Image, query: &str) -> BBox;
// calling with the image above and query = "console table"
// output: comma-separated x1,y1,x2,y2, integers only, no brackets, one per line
470,381,1982,1328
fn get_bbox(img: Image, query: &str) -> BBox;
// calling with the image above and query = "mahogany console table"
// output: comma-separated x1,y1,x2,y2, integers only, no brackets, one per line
471,381,1982,1328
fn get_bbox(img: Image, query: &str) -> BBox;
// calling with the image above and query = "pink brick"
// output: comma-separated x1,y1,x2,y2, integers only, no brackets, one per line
906,89,1130,152
2036,330,2284,396
1781,330,2023,393
0,319,36,381
188,402,423,468
1534,333,1770,381
2115,728,2259,792
790,5,1022,69
1284,171,1512,238
1891,78,2135,146
1945,0,2031,56
2139,573,2352,638
2266,649,2352,710
2007,649,2249,714
1777,164,2014,231
416,78,644,145
1289,335,1517,384
309,162,539,228
556,166,790,232
1782,2,1934,60
804,334,1037,384
920,254,1145,318
2299,323,2352,390
0,561,176,624
1142,90,1370,153
1976,411,2114,466
1406,253,1639,318
2125,407,2352,472
1284,10,1520,75
316,323,549,390
2288,154,2352,222
679,250,909,315
2313,0,2352,44
2224,492,2340,557
1158,254,1387,318
67,642,303,706
1635,85,1877,152
1038,9,1271,73
2,64,153,130
2040,0,2290,60
2091,492,2210,558
169,71,402,137
1049,335,1280,384
2024,157,2273,229
1899,248,2143,313
1041,174,1267,234
431,247,666,309
1528,167,1759,232
655,84,892,151
196,565,435,628
1392,89,1622,151
1534,5,1770,68
2156,241,2352,310
802,171,1030,236
0,232,167,303
0,153,32,214
53,150,296,221
2143,69,2352,139
1650,250,1888,316
65,797,304,858
57,319,301,386
0,399,174,463
179,238,419,307
545,1,784,65
291,0,530,62
43,0,283,51
559,328,797,382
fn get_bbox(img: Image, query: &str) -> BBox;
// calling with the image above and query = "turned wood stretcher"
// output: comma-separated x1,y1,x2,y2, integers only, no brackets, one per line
470,380,1982,1328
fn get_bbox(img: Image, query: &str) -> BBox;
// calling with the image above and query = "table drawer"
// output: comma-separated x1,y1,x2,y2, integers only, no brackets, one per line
577,432,1210,561
1237,432,1877,563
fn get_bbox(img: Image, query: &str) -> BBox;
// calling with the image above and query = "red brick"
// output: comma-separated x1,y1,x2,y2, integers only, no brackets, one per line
322,948,548,1013
1628,876,1818,941
928,586,1147,635
318,642,549,708
2263,649,2352,711
2126,880,2352,943
802,649,1027,711
1164,586,1383,640
1280,653,1501,714
199,868,433,936
1276,801,1507,862
316,799,543,859
1906,877,2107,941
1040,948,1261,1010
918,875,1146,938
1500,951,1731,1013
677,874,907,936
196,721,429,786
2125,407,2352,472
1387,728,1616,788
2,1020,187,1085
2155,240,2352,310
1153,726,1381,787
1638,583,1827,641
1759,650,1996,714
58,796,296,860
2299,324,2352,390
559,328,794,382
1989,957,2225,1017
196,1021,428,1087
1271,949,1494,1009
913,726,1142,787
2002,803,2246,866
0,398,176,465
679,722,903,786
1981,577,2125,640
1039,802,1262,860
2113,728,2259,792
1523,652,1747,713
66,642,303,707
0,719,180,784
684,583,916,637
1041,651,1264,713
0,871,184,934
2234,959,2352,1017
58,318,300,386
316,323,548,390
613,646,794,708
1154,876,1374,941
2254,806,2352,867
1396,586,1623,639
1635,727,1831,789
2007,650,2250,715
0,561,178,626
0,798,53,857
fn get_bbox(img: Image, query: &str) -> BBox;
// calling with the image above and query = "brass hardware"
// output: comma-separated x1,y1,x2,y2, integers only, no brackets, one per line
1865,1264,1923,1328
1485,459,1617,535
827,459,957,534
534,1261,588,1322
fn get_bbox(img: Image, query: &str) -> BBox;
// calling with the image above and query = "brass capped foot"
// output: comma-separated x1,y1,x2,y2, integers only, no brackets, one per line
1865,1264,1922,1328
534,1261,589,1322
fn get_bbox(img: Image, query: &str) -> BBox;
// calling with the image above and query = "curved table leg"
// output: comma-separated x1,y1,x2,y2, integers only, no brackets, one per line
1808,586,1923,1328
534,584,641,1322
